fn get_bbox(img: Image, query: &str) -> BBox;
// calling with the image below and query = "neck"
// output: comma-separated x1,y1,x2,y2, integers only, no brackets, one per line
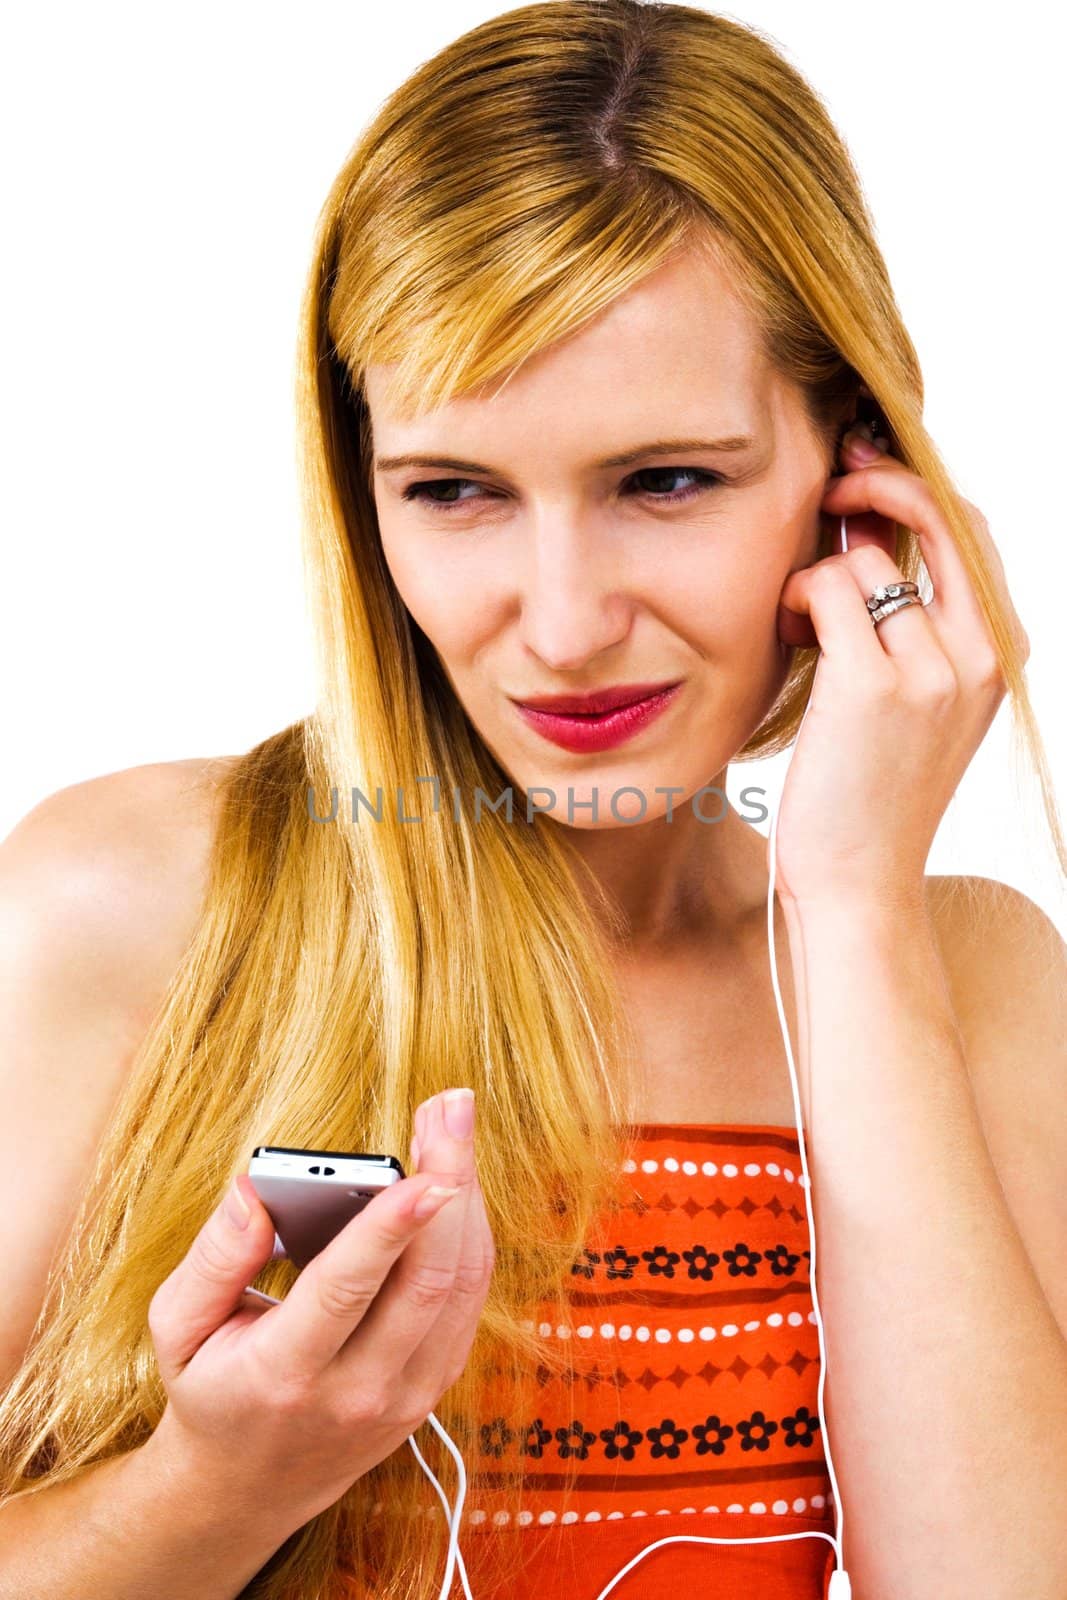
556,767,769,953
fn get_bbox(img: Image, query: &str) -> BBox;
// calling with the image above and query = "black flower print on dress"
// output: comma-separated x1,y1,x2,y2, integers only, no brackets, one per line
722,1241,763,1277
520,1419,552,1459
737,1410,779,1452
479,1417,515,1458
681,1243,721,1280
692,1414,735,1456
783,1406,821,1447
504,1409,821,1466
570,1247,601,1279
646,1418,689,1459
641,1244,681,1278
765,1243,801,1276
556,1420,597,1460
600,1420,644,1460
603,1245,639,1280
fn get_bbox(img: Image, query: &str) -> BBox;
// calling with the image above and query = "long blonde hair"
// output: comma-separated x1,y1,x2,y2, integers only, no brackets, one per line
2,3,1059,1596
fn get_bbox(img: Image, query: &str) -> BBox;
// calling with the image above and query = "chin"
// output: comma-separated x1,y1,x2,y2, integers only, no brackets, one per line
510,773,704,831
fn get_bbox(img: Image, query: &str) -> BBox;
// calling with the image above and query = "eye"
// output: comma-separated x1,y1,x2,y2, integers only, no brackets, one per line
626,466,722,503
399,466,723,512
401,478,489,508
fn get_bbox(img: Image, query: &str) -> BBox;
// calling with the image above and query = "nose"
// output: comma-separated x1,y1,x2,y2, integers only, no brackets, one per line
517,518,633,670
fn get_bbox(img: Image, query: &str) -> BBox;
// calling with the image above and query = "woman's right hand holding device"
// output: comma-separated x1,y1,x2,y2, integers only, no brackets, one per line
145,1088,492,1535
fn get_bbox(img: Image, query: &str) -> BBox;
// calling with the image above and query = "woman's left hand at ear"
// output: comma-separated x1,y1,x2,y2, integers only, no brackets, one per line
772,429,1030,909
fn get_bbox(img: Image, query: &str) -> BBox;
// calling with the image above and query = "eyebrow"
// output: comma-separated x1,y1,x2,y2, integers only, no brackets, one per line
373,436,758,475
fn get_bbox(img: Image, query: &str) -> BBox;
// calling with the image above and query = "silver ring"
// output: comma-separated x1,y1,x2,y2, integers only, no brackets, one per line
865,581,920,614
870,593,923,627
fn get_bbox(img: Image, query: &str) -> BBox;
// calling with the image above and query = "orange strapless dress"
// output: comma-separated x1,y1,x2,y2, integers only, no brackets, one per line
380,1124,840,1598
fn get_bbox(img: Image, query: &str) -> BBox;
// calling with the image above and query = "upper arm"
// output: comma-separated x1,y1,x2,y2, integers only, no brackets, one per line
927,873,1067,1343
0,762,227,1395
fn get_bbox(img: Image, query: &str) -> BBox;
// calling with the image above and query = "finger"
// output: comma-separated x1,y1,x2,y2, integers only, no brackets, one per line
415,1096,431,1146
149,1175,279,1379
340,1089,479,1374
827,508,897,549
398,1157,494,1410
820,454,998,658
821,462,1023,689
779,506,896,648
261,1157,465,1376
781,422,900,649
838,426,894,470
835,545,954,681
842,422,1009,612
392,1096,493,1396
831,430,902,547
777,594,817,650
779,556,888,672
406,1087,442,1174
265,1088,470,1376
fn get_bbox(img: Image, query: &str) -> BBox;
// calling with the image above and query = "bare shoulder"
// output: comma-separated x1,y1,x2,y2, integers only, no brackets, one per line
0,754,244,1393
0,754,242,1023
922,872,1067,1030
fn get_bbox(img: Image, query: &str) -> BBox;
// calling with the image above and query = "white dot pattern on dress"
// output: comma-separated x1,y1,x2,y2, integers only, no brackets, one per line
452,1495,832,1527
534,1304,819,1343
457,1491,831,1529
624,1151,807,1184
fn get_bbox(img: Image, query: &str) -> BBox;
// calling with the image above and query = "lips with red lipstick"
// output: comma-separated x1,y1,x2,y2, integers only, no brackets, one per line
509,680,684,754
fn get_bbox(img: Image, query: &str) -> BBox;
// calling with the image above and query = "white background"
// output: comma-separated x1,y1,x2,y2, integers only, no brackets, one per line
3,2,1064,933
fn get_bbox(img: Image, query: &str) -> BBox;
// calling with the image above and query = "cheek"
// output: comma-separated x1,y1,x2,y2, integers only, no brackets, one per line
664,548,783,651
379,528,486,661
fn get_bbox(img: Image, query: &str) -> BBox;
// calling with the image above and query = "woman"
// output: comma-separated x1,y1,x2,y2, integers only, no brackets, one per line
1,3,1065,1598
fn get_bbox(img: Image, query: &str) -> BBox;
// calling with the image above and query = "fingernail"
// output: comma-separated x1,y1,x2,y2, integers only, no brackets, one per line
409,1134,422,1170
844,429,882,462
224,1177,251,1230
414,1184,461,1220
442,1087,475,1140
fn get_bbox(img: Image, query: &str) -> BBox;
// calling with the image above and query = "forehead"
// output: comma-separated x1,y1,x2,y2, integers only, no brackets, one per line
362,245,780,448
